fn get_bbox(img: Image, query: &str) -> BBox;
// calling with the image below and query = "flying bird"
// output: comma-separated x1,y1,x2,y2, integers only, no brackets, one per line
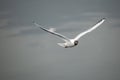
33,18,105,48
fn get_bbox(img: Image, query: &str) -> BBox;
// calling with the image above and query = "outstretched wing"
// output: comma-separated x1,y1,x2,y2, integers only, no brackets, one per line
33,21,70,42
74,18,106,40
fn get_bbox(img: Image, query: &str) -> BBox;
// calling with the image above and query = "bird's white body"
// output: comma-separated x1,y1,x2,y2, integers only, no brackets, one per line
57,39,78,48
33,18,105,48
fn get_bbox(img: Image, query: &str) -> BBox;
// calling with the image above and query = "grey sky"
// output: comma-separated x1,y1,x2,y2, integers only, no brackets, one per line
1,0,120,80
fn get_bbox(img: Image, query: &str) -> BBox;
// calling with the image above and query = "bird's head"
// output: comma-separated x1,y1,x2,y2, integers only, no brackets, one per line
74,41,78,46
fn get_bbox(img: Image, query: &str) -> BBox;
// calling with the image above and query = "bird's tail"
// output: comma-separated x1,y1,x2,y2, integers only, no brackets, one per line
57,43,66,48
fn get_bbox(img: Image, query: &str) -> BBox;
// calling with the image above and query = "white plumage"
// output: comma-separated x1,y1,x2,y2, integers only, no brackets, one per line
33,18,105,48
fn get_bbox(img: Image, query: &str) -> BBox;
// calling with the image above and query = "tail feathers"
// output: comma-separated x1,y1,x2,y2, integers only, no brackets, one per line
57,43,66,47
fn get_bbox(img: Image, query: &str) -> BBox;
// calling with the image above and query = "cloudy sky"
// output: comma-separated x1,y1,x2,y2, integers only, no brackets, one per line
0,0,120,80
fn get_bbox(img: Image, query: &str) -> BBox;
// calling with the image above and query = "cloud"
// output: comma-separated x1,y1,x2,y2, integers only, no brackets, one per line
82,12,107,16
0,19,9,28
0,11,11,29
4,26,40,37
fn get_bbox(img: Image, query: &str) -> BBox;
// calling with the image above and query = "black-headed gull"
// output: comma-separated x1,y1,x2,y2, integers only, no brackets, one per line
33,18,105,48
